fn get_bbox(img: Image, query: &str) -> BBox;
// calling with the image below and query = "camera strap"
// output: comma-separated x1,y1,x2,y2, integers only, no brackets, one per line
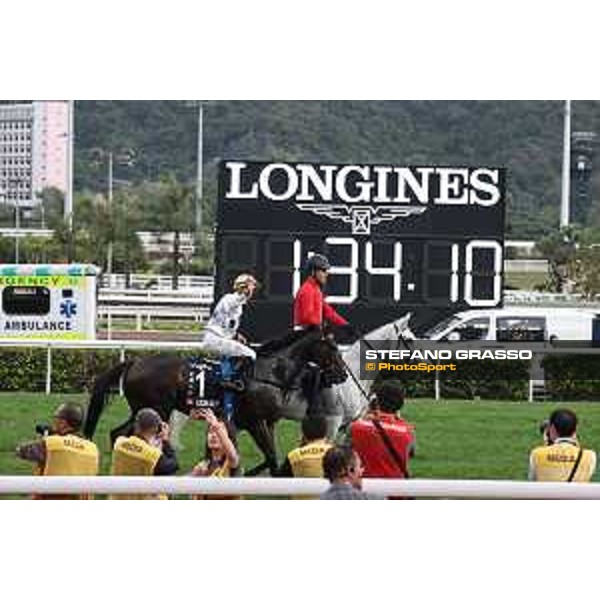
567,447,584,482
372,418,409,479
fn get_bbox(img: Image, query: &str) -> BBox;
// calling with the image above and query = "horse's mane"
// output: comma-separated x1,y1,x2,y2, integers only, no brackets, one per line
256,328,319,357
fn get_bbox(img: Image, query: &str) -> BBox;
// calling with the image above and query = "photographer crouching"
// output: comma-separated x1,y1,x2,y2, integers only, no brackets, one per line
15,402,100,500
110,408,179,500
529,409,596,482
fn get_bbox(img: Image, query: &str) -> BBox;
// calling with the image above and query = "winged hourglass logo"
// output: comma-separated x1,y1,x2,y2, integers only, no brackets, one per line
295,204,427,235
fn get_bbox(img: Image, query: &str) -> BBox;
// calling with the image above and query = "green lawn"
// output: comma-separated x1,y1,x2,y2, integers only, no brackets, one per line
97,319,203,332
505,272,547,290
0,393,295,478
3,393,600,483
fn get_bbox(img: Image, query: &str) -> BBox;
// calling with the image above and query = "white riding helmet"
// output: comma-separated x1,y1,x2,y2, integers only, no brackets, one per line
233,273,258,292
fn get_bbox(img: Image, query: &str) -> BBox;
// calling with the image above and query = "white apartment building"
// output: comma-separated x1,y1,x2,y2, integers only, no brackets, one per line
0,101,68,209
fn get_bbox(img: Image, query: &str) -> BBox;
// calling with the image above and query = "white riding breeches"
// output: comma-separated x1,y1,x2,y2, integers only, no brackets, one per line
199,330,257,360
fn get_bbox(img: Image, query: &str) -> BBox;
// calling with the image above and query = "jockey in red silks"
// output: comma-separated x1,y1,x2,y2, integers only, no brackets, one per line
293,254,349,331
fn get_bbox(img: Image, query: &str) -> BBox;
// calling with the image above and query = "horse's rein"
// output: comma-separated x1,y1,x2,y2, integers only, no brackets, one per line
339,320,411,405
360,321,409,353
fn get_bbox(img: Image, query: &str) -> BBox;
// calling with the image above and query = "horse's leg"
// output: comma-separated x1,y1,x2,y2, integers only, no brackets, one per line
169,410,190,451
110,414,135,447
319,388,344,441
244,419,278,477
325,415,344,441
266,420,279,476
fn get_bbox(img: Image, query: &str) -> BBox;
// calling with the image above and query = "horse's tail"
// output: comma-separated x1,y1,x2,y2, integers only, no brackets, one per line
83,360,133,439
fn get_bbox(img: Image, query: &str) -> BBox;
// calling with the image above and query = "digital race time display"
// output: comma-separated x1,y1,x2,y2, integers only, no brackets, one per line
215,161,506,340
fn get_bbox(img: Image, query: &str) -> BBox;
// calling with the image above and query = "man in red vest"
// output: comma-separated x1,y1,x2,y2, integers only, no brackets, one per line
293,254,349,331
350,381,415,481
293,254,351,414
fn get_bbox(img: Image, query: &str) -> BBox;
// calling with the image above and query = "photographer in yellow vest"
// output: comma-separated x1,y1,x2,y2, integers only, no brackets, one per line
529,408,596,482
110,408,179,500
16,402,99,500
276,415,332,499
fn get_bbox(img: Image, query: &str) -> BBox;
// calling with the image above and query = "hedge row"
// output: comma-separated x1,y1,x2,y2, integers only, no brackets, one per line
378,360,530,401
0,348,194,394
543,355,600,401
1,349,600,400
379,356,600,401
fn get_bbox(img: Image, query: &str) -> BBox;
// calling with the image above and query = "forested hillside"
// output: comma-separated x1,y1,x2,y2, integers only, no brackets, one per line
74,100,600,238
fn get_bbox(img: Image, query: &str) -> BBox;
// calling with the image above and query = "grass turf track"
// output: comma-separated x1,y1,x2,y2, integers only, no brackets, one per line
3,393,600,487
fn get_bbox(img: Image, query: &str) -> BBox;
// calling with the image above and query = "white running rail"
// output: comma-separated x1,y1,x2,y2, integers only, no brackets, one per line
1,476,600,499
0,339,209,395
99,273,214,290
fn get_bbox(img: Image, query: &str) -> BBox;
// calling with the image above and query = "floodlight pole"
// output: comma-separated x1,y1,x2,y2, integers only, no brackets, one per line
107,151,114,279
560,100,572,228
195,101,203,234
65,100,75,262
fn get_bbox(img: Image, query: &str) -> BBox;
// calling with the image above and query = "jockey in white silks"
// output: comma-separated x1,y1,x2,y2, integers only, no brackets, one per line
200,273,258,361
170,274,259,441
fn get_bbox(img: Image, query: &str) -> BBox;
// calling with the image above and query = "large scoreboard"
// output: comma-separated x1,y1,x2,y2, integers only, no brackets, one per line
215,161,506,340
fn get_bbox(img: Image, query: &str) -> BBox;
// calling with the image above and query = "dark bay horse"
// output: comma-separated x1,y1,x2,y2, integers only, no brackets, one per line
82,329,345,475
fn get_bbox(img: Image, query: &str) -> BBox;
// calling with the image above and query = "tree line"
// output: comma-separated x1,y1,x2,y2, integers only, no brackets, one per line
72,100,600,239
0,177,212,285
5,100,600,291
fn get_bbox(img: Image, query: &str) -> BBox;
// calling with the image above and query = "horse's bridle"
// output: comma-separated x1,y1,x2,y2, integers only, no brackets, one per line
254,322,412,400
361,320,412,354
252,337,340,393
339,319,413,407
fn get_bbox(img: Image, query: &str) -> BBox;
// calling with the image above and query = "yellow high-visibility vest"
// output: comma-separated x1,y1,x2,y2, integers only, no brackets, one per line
110,435,166,500
529,441,596,482
39,434,99,500
287,439,332,499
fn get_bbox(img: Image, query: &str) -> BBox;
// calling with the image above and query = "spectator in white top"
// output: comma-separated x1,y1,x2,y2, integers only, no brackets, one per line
200,273,258,360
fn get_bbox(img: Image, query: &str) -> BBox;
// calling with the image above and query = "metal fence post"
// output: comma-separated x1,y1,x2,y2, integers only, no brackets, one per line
45,344,52,395
528,379,533,403
119,345,125,396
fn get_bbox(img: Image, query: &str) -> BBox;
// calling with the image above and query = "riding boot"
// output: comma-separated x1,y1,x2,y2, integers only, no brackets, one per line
233,356,254,381
218,358,241,392
223,390,235,421
219,357,245,421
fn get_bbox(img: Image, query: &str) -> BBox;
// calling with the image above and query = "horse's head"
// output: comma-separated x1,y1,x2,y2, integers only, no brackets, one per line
386,313,417,343
306,335,339,363
303,335,347,384
289,330,336,366
347,312,416,355
256,328,327,385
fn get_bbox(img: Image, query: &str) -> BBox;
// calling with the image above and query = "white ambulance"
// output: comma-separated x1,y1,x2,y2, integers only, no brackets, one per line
0,264,100,340
422,306,600,343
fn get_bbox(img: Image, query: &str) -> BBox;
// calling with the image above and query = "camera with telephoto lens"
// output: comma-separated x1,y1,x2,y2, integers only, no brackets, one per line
35,423,53,436
539,419,552,445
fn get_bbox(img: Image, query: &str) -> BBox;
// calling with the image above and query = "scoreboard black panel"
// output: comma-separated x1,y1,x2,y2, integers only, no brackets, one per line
215,161,506,341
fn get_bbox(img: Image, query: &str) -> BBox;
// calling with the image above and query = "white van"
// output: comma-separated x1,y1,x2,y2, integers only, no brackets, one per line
0,264,100,340
422,307,600,343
